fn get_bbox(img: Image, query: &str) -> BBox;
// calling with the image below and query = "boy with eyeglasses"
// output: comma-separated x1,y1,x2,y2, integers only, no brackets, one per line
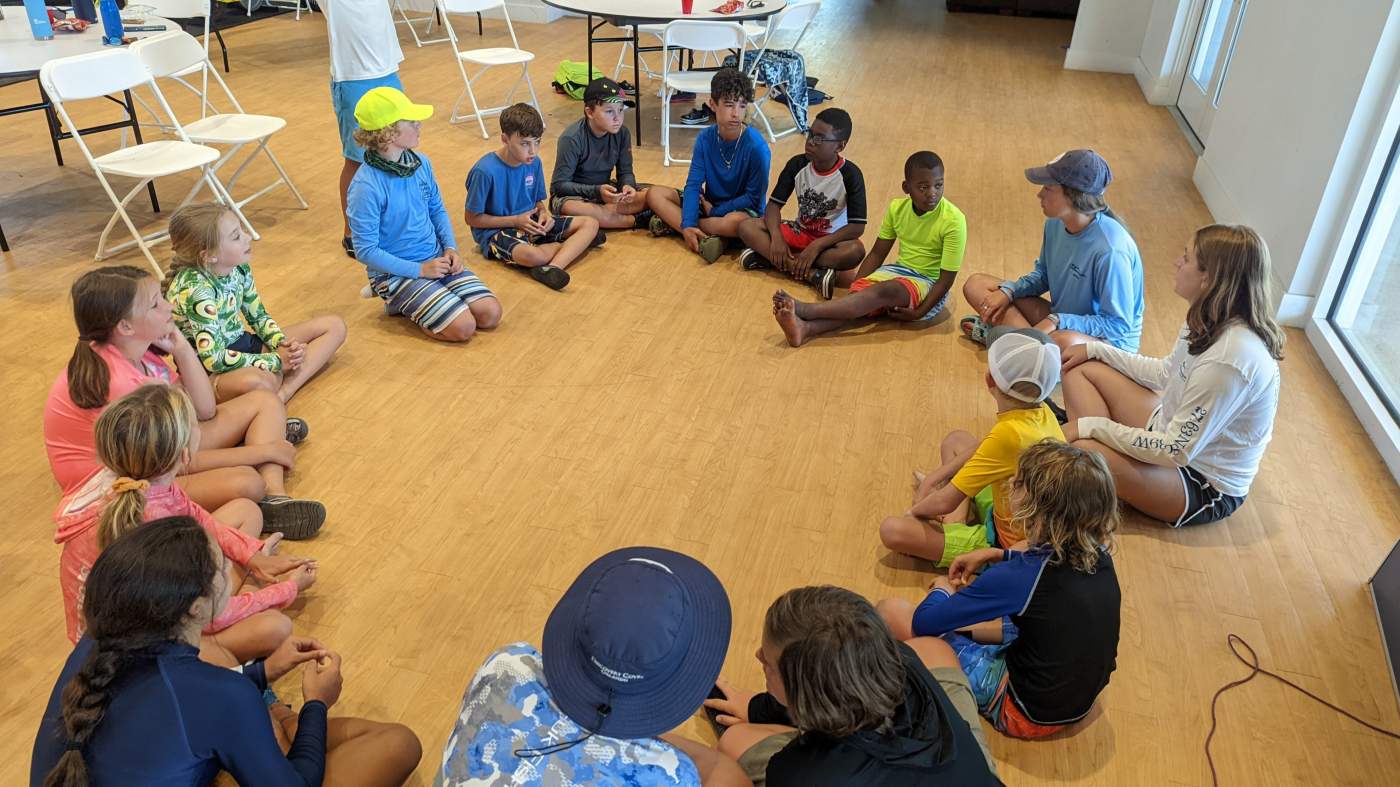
737,108,867,298
772,150,967,347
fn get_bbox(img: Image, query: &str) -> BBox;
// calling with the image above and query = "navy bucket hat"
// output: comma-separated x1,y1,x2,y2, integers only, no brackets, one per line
542,546,732,739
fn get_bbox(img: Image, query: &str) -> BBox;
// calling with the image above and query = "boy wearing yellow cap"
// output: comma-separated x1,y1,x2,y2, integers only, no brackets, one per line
346,87,502,343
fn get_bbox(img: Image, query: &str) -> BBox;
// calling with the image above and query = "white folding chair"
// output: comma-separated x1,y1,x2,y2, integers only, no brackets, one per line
246,0,314,20
125,0,221,135
661,21,747,167
437,0,540,139
39,48,234,276
745,0,821,143
393,0,462,47
131,30,308,233
614,24,731,89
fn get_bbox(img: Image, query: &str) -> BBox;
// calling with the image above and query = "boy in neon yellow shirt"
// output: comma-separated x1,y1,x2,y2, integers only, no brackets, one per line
773,150,966,347
880,329,1065,565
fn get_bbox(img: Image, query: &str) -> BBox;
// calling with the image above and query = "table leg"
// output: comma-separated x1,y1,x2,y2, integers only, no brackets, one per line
586,14,594,86
39,83,63,167
122,90,160,213
632,25,643,145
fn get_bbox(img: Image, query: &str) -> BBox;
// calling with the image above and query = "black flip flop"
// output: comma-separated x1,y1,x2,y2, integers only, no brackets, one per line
528,265,570,291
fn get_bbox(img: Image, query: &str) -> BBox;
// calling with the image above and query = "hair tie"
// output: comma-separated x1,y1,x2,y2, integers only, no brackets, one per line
110,477,151,495
65,740,83,751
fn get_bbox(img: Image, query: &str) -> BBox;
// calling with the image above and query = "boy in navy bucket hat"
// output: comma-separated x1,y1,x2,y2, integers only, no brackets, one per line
434,547,750,785
960,148,1145,360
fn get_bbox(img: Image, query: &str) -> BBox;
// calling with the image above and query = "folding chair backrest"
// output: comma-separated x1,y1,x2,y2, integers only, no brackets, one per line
768,0,820,48
439,0,501,12
438,0,520,50
130,30,207,78
663,20,747,54
40,49,152,102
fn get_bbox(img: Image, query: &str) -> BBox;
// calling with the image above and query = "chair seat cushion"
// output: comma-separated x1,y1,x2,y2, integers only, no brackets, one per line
459,47,535,66
664,71,714,93
94,140,220,179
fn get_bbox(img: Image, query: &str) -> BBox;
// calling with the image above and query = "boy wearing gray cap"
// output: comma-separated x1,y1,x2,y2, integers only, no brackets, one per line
880,328,1065,568
960,149,1144,353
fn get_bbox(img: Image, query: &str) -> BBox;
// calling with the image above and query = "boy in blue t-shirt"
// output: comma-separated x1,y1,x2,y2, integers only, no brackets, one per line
464,104,602,291
645,68,770,264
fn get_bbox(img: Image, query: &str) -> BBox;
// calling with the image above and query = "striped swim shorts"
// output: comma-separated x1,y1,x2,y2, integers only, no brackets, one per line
369,269,496,334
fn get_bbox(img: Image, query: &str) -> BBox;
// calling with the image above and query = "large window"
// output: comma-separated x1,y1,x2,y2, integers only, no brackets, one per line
1327,129,1400,424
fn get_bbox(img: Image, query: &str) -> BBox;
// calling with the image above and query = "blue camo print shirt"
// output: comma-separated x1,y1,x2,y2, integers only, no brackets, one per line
435,643,702,786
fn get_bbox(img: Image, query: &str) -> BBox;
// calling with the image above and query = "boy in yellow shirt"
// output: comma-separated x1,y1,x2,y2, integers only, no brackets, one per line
772,150,966,347
880,329,1065,565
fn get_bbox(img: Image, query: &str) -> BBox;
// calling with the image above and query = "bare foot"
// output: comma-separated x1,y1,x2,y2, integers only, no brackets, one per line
912,470,926,489
773,290,808,348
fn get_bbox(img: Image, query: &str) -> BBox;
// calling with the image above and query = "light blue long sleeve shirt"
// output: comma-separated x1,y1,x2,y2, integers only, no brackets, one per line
346,154,457,279
1003,213,1144,351
682,125,770,228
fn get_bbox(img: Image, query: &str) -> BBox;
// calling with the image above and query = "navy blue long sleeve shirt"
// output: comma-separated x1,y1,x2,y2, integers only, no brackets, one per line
913,547,1120,725
31,639,327,787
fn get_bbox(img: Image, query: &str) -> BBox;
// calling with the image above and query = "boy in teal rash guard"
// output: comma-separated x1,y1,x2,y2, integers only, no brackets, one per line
645,68,771,264
961,149,1144,353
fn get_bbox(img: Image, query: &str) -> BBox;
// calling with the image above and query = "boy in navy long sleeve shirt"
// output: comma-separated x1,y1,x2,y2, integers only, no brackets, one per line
646,68,770,264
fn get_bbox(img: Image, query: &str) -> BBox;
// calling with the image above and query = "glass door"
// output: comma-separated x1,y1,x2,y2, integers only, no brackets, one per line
1177,0,1249,145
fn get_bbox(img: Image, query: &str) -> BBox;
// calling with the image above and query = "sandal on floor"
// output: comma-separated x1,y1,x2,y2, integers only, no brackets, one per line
528,265,570,291
285,417,310,444
698,235,724,264
259,495,326,541
959,315,989,346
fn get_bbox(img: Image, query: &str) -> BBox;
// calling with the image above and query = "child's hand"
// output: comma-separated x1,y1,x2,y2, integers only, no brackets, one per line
537,213,556,234
515,211,549,235
618,185,638,204
259,439,298,470
264,636,329,683
443,248,463,274
302,650,343,708
980,289,1012,324
887,305,925,322
598,184,620,204
151,328,182,355
768,238,791,271
682,227,706,253
419,258,451,279
701,679,754,726
286,561,318,591
247,553,311,585
790,245,820,280
1060,343,1091,374
277,343,301,371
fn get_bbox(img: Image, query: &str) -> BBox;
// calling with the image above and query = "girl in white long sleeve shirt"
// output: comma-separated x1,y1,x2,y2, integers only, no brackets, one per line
1060,224,1285,526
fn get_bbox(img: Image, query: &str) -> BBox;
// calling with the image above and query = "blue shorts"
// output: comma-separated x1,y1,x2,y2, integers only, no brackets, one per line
483,217,575,262
941,618,1020,710
331,72,404,163
369,269,496,334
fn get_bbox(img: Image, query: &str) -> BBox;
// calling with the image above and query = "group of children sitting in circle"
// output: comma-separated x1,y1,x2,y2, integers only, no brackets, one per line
30,63,1285,787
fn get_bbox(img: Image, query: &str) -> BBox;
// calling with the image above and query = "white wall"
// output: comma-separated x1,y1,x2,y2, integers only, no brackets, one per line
1064,0,1154,73
1133,0,1195,105
1191,0,1395,322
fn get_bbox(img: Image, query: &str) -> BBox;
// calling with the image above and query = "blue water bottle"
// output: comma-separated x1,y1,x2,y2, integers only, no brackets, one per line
99,0,125,46
74,0,100,23
21,0,55,41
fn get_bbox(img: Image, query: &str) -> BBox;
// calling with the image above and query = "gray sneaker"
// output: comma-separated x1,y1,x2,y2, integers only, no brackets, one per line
259,496,326,540
649,214,676,237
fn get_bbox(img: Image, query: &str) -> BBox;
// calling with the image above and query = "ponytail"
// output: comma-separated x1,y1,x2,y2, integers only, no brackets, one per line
44,516,219,787
1064,186,1130,236
92,385,195,549
66,267,151,410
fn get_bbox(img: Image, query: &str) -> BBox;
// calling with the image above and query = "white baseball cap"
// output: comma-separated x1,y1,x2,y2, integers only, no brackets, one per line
987,328,1061,403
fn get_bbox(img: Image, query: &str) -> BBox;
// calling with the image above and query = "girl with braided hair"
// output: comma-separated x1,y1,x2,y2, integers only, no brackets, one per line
31,516,421,786
54,384,315,662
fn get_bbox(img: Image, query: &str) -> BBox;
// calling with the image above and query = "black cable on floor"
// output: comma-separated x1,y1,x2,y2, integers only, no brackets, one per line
1206,634,1400,786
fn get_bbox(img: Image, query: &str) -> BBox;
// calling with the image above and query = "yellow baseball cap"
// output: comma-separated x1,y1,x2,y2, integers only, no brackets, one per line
354,87,434,131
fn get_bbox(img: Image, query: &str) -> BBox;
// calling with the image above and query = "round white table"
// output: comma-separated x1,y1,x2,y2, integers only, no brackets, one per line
540,0,786,145
0,14,177,251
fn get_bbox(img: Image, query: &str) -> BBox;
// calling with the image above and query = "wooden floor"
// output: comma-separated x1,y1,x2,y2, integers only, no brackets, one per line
4,2,1400,784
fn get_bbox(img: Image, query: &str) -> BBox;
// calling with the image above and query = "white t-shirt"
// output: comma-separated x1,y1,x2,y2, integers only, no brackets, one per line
321,0,403,83
1077,322,1281,497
